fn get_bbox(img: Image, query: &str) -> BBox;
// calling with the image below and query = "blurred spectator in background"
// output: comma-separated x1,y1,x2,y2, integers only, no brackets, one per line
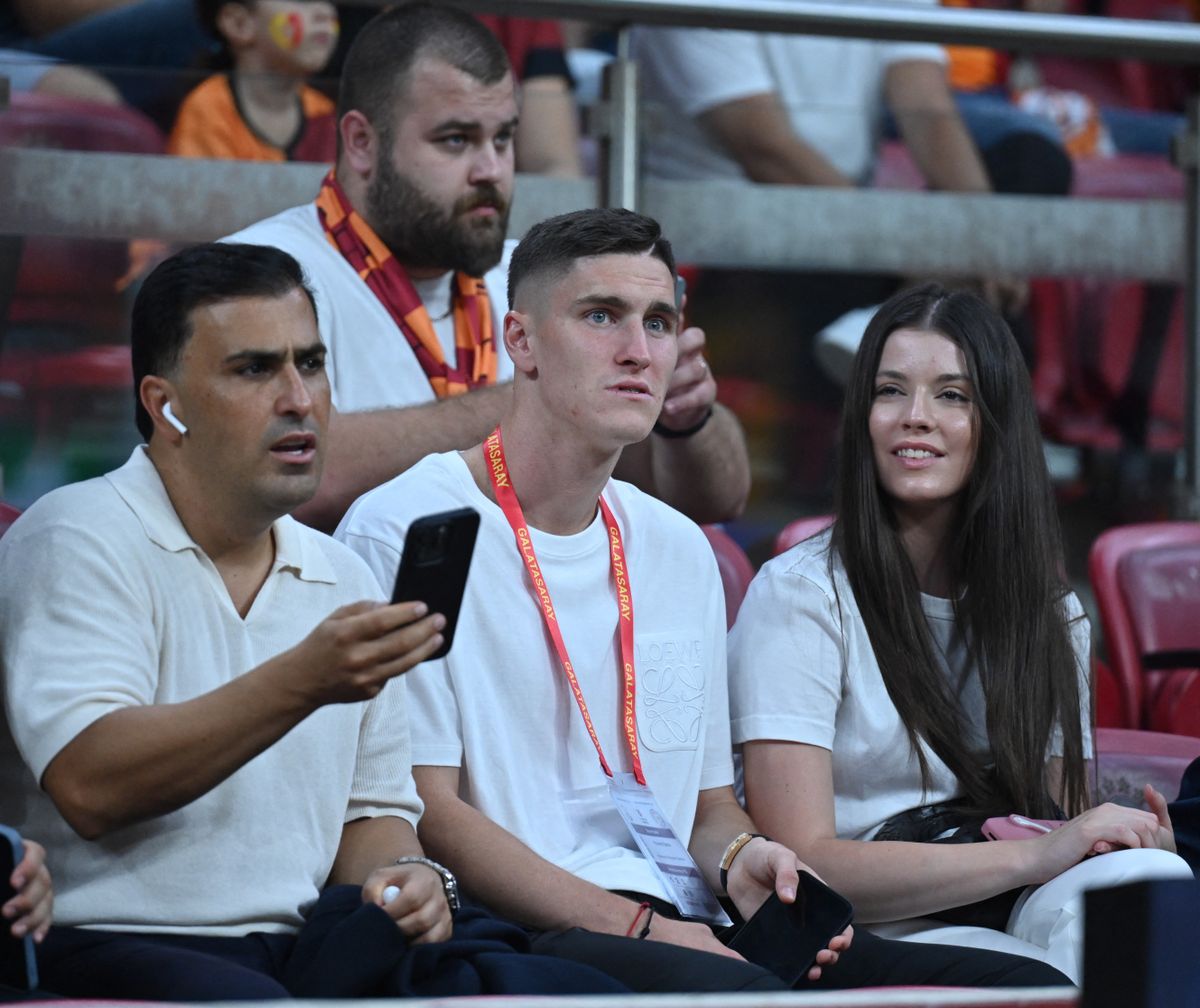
946,0,1184,158
633,0,995,191
169,1,339,162
476,15,582,176
0,47,121,104
1,0,208,128
946,0,1097,159
326,5,583,176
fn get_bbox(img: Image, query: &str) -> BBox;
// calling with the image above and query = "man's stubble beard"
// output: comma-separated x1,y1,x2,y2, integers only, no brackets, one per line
366,152,510,278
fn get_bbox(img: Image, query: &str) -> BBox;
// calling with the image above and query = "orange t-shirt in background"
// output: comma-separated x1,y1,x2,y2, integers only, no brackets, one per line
168,74,336,162
943,0,1006,91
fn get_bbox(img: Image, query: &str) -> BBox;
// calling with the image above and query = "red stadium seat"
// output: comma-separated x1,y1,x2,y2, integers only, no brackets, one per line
1031,279,1184,457
1149,672,1200,740
0,91,164,152
701,525,756,629
0,92,165,337
0,502,20,539
773,514,834,557
1025,0,1187,463
1095,727,1200,807
0,94,162,494
1089,522,1200,732
1094,656,1131,729
1119,542,1200,735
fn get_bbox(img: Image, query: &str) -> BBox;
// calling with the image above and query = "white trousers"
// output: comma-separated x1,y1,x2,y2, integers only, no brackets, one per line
868,848,1194,983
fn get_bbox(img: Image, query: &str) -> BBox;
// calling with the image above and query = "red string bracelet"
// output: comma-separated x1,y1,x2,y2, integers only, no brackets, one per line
625,901,651,937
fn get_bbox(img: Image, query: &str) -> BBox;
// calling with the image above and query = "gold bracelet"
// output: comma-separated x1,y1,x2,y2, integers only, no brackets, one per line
718,831,768,892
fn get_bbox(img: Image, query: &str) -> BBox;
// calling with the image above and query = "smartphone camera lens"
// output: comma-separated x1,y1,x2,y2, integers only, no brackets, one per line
413,524,448,566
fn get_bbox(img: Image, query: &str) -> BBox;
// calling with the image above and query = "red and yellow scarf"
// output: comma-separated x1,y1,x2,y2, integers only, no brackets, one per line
315,171,496,398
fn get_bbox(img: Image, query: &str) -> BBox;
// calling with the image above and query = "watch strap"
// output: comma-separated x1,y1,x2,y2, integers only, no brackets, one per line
394,855,461,911
653,406,713,439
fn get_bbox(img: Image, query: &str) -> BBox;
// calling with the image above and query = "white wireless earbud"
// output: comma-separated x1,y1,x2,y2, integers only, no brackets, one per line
162,401,189,436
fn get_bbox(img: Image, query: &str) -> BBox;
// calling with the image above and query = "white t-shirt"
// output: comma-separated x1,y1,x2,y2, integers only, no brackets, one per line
336,451,731,902
0,448,422,935
727,530,1092,842
225,203,515,413
633,3,944,184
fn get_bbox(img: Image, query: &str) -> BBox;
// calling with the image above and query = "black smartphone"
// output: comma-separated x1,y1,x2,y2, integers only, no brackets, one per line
726,872,853,985
391,507,479,662
0,825,38,992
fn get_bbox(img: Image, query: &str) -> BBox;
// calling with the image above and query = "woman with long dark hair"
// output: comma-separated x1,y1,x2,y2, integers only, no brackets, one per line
729,283,1191,982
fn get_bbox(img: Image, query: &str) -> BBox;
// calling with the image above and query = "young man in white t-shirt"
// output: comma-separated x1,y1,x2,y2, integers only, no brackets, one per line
336,207,1070,993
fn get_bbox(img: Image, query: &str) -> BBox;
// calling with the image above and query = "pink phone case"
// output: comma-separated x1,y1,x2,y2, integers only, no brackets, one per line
981,815,1065,840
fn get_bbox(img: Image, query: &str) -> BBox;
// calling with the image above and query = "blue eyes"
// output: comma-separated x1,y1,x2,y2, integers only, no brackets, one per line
584,310,669,332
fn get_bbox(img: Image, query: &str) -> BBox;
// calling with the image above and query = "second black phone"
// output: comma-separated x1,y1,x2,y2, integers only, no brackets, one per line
726,872,853,985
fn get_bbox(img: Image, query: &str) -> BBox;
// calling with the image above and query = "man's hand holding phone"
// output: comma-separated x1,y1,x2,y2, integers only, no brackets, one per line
277,600,447,708
725,838,854,982
3,834,52,943
263,506,479,712
2,827,49,991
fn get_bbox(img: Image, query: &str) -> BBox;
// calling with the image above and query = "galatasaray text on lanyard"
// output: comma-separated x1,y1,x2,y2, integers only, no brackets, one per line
484,426,730,924
485,425,642,784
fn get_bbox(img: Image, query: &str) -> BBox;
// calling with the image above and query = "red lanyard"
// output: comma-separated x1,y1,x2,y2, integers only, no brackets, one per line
484,426,645,785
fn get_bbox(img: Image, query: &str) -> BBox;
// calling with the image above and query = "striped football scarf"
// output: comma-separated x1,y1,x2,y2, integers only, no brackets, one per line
315,170,496,398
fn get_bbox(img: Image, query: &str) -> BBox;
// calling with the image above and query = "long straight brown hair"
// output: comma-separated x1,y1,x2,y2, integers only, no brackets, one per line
831,283,1089,818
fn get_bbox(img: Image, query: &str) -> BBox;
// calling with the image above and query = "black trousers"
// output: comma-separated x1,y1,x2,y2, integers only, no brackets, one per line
531,894,1071,994
8,886,625,1001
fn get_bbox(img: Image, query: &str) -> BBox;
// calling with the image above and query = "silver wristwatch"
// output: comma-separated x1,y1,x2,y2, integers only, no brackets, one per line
394,856,461,911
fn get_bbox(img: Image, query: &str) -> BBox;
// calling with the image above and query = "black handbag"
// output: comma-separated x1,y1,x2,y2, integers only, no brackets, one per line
872,800,1023,930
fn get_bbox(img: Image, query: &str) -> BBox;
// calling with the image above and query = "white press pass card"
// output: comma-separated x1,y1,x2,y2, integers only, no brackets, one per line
608,772,732,926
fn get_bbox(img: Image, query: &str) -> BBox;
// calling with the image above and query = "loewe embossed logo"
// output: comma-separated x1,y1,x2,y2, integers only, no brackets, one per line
637,636,704,750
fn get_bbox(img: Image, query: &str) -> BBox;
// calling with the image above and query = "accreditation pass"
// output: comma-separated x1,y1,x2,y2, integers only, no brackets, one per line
608,772,732,925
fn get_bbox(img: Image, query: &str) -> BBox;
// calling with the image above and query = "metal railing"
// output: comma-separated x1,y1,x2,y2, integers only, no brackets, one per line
354,0,1200,60
2,0,1200,509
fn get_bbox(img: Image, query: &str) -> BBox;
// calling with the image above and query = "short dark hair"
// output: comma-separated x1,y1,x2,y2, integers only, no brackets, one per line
130,243,316,440
337,3,510,145
194,0,247,67
195,0,237,40
507,208,676,307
